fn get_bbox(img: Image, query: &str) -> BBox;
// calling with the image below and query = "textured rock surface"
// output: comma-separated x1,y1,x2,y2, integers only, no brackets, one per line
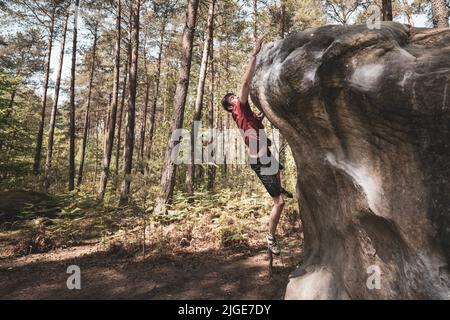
251,22,450,299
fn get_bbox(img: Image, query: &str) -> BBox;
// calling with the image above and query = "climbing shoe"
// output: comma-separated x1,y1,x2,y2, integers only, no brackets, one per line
282,188,293,199
267,234,281,255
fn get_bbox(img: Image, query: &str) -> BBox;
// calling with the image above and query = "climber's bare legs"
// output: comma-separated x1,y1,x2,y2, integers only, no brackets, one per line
269,193,285,237
268,171,285,237
265,172,286,256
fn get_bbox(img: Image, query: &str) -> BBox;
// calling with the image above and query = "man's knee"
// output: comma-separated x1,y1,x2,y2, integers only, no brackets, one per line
273,195,285,208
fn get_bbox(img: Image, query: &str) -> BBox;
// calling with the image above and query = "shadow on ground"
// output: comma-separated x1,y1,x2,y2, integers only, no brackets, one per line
0,245,291,300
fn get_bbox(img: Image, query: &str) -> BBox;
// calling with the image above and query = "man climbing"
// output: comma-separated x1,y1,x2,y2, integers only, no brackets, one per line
221,37,293,256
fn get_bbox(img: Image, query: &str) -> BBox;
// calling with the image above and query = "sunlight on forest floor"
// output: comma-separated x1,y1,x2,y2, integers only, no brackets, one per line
0,188,303,299
0,188,303,259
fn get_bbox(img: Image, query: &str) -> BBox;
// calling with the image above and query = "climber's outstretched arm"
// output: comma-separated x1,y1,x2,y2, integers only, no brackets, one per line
240,37,264,105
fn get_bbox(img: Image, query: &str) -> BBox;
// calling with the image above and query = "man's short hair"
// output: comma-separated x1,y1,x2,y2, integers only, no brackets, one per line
221,92,235,111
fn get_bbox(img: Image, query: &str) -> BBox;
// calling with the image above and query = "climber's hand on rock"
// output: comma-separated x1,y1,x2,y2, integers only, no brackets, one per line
256,111,265,121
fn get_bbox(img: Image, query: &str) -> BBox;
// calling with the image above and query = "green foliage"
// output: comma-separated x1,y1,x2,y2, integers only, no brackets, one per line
289,0,326,31
0,185,299,257
0,69,39,182
0,0,306,257
217,214,249,247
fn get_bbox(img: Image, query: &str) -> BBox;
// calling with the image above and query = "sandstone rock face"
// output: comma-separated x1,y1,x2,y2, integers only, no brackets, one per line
251,22,450,299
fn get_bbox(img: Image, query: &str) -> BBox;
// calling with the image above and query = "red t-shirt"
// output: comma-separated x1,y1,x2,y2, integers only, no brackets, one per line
231,98,268,156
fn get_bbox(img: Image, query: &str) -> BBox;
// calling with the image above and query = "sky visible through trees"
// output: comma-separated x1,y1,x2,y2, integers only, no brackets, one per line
1,0,435,101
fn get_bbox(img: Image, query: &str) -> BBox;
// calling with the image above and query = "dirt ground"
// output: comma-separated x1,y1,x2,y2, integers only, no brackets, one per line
0,190,302,299
0,242,294,299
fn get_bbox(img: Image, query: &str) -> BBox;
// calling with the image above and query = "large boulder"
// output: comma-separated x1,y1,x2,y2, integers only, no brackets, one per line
251,22,450,299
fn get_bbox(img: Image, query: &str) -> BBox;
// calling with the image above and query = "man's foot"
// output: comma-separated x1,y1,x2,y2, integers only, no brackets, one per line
266,234,281,255
282,188,293,199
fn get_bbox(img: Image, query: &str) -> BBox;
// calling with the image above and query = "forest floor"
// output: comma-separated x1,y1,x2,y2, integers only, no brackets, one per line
0,189,303,299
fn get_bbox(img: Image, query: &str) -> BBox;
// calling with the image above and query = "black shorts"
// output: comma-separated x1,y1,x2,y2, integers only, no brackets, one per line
250,153,284,198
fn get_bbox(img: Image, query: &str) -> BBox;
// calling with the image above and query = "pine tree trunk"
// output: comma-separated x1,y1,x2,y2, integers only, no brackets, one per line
33,6,56,175
138,78,150,174
103,100,111,151
115,59,129,176
119,0,141,204
77,27,98,188
114,13,132,189
382,0,393,21
163,75,169,122
278,2,287,178
154,0,200,214
145,18,167,179
44,11,69,190
221,38,230,178
97,0,122,200
280,0,286,38
431,0,449,28
207,39,215,191
138,41,150,174
94,116,99,183
69,0,80,191
186,0,215,200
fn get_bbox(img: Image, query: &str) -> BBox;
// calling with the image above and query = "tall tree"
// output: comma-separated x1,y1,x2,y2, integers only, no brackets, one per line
44,9,70,190
115,19,133,180
115,55,129,176
154,0,200,214
144,23,165,178
141,1,178,180
280,0,286,38
33,3,57,175
97,0,121,200
382,0,393,21
431,0,449,28
77,22,99,187
68,0,80,191
207,33,215,191
138,36,150,175
278,0,288,185
120,0,141,204
0,30,45,118
186,0,215,200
